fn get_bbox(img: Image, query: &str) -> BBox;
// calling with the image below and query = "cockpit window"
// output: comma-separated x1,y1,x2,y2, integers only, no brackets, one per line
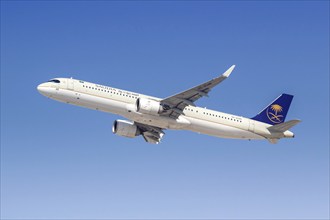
48,79,60,83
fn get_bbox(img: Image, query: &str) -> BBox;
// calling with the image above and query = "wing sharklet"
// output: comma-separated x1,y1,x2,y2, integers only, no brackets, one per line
222,65,235,77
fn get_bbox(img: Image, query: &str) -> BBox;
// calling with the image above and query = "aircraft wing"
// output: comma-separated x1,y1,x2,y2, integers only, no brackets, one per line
160,65,235,119
135,122,165,144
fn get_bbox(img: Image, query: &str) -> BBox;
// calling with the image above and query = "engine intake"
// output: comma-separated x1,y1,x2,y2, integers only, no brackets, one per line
136,98,163,115
112,120,140,138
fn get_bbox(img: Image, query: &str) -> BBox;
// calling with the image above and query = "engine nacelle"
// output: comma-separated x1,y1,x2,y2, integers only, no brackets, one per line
136,98,163,115
112,120,140,138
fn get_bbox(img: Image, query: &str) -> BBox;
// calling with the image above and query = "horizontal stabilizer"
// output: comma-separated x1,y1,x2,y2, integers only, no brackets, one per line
267,119,301,132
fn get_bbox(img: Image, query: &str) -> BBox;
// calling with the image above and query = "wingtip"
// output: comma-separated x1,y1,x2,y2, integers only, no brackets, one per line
223,65,235,77
294,119,302,123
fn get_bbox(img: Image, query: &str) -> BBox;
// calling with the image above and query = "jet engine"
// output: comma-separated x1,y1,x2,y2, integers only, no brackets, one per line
112,120,141,138
135,98,163,115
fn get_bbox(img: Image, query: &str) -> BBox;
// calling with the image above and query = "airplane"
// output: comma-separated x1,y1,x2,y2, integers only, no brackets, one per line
37,65,300,144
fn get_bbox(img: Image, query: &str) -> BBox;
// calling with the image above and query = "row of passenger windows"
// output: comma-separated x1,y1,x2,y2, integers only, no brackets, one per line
185,108,242,123
82,85,138,99
203,111,242,122
80,85,241,122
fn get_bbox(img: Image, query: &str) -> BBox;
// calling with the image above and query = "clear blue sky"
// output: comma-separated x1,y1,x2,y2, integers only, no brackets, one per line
1,1,329,219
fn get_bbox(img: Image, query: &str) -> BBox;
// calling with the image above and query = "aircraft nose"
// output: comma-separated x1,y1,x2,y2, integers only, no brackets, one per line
37,84,44,92
37,83,48,96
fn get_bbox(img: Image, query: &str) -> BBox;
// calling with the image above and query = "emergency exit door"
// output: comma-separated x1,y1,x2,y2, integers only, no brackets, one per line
67,78,74,90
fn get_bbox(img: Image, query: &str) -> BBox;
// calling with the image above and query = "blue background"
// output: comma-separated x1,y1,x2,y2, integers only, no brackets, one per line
1,1,329,219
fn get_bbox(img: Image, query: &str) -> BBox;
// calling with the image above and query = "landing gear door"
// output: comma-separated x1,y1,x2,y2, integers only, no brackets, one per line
68,78,74,90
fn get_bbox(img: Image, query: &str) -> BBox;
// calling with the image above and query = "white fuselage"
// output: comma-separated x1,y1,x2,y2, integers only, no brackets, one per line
37,78,294,141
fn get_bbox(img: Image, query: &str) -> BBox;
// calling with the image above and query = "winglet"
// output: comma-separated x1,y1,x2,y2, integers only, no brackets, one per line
222,65,235,77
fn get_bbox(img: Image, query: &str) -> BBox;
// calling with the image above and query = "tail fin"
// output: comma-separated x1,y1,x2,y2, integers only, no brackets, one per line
251,93,294,125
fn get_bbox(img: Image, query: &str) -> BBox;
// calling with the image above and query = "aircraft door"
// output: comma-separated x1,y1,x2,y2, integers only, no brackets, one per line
248,120,255,133
68,78,74,90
